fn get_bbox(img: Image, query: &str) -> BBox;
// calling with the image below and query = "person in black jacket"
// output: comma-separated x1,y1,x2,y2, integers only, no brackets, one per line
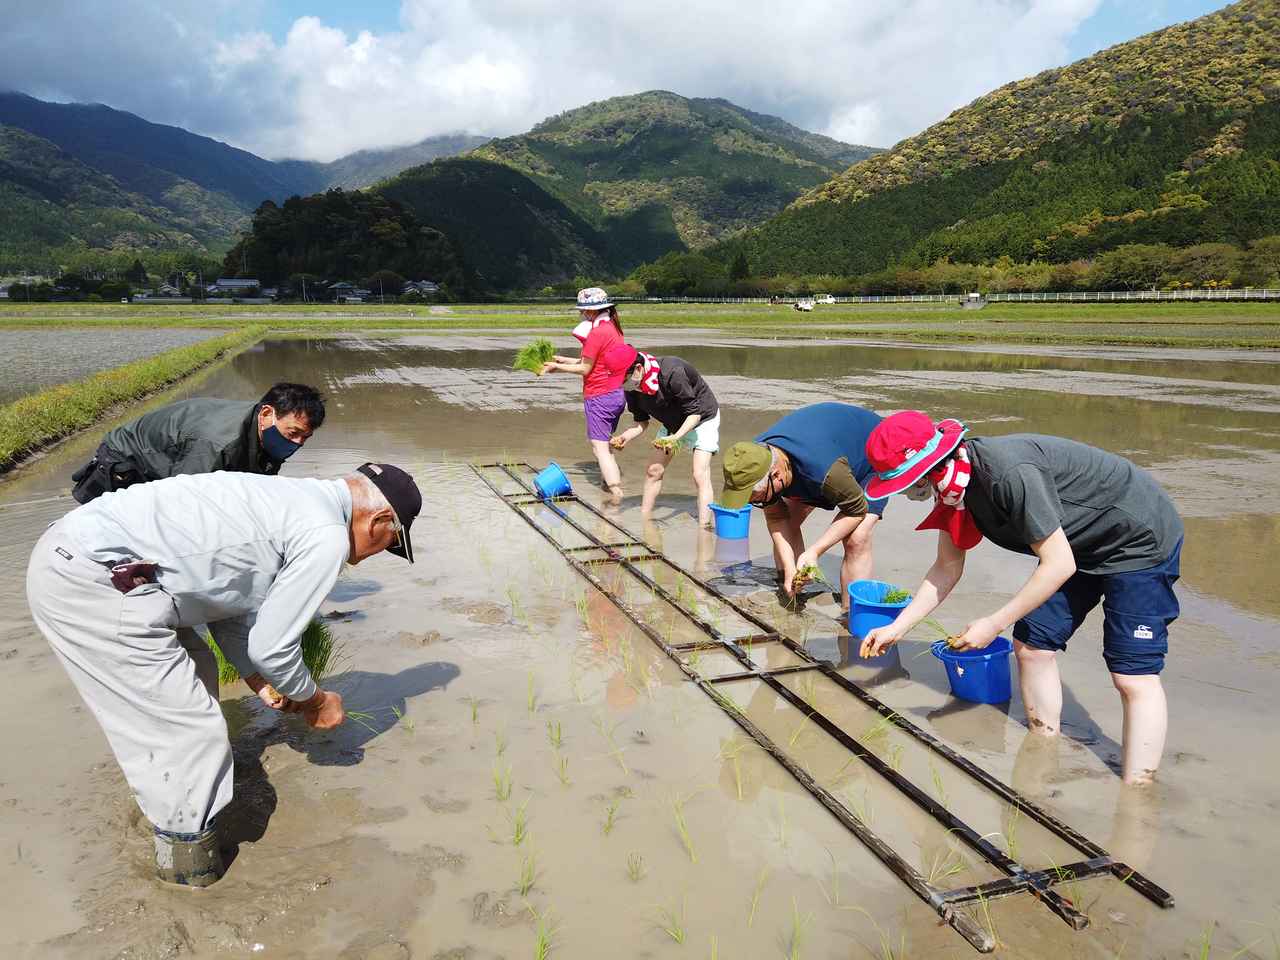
609,352,720,528
70,382,325,503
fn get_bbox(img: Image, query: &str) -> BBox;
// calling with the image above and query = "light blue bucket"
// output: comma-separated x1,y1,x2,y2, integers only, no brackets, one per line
847,579,911,639
533,461,572,500
931,636,1014,704
709,503,752,539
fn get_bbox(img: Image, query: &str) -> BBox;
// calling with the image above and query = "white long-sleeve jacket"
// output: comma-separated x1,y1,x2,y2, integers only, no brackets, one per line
59,472,352,701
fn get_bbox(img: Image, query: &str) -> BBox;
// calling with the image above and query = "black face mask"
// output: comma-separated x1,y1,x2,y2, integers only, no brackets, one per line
261,424,302,462
756,474,783,507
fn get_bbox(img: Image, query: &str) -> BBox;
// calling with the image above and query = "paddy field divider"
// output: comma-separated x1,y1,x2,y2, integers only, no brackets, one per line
0,325,266,473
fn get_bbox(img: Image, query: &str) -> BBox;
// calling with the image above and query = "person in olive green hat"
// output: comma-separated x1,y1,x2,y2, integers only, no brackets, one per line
721,403,888,609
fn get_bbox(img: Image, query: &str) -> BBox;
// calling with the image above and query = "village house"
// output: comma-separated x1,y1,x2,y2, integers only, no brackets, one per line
208,278,261,294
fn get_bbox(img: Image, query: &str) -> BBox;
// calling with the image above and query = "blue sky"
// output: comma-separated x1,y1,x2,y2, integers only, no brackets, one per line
265,0,1224,64
260,1,401,43
1066,0,1222,60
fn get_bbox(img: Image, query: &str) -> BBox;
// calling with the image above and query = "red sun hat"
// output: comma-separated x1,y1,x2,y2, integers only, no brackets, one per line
865,411,967,499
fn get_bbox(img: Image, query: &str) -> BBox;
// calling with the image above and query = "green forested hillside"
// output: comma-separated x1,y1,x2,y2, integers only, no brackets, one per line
0,93,323,208
0,125,213,262
728,0,1280,276
473,91,878,254
0,93,484,267
377,158,614,291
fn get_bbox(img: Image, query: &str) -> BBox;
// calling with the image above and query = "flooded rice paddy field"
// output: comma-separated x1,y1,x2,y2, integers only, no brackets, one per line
1,332,1279,958
0,327,224,404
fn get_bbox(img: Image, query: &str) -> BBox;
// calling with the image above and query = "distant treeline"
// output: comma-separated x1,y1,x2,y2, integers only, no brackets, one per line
221,189,475,296
0,245,223,284
600,236,1280,298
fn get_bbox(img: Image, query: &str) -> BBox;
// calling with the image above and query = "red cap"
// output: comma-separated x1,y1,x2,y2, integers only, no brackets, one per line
865,411,966,499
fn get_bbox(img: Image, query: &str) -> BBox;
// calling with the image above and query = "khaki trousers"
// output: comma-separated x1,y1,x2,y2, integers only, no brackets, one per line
26,522,233,833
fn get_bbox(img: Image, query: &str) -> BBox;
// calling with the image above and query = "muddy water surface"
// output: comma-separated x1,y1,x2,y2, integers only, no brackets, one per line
0,327,224,403
1,333,1279,959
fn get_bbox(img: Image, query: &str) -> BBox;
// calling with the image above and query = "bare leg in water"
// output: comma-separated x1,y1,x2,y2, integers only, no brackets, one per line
590,439,624,505
1015,640,1166,784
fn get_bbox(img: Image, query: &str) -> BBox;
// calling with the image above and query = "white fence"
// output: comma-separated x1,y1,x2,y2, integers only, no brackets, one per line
605,289,1280,305
985,288,1280,303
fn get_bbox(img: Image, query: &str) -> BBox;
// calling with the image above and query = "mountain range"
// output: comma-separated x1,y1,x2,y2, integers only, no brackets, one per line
0,91,488,264
473,92,877,249
0,87,875,285
375,92,877,288
0,88,875,287
4,0,1278,292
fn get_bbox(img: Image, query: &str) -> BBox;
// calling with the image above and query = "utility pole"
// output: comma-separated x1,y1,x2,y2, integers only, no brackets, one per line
379,277,385,304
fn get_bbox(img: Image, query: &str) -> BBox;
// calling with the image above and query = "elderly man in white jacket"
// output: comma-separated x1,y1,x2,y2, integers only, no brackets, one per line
26,462,420,887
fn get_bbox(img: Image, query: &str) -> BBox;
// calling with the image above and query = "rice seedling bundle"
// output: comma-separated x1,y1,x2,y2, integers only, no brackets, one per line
513,338,556,375
206,617,340,686
791,564,827,592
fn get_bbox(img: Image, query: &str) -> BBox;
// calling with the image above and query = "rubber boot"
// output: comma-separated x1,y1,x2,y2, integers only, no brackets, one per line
154,826,224,887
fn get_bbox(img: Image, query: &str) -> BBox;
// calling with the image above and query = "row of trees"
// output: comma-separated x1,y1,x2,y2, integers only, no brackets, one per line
0,246,223,284
221,189,474,296
617,237,1280,298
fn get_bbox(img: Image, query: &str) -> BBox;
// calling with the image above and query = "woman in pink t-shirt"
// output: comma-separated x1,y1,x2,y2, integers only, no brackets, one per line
542,287,636,504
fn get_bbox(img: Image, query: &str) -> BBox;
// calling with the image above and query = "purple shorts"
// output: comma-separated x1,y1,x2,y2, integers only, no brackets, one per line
584,389,626,441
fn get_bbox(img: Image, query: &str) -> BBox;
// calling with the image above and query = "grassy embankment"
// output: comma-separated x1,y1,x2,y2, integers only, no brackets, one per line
1,301,1279,348
0,325,265,472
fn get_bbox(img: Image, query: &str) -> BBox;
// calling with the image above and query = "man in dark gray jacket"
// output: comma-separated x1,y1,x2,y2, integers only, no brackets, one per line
71,382,325,503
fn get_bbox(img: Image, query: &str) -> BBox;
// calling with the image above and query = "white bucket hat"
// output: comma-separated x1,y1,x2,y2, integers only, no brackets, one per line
575,287,614,312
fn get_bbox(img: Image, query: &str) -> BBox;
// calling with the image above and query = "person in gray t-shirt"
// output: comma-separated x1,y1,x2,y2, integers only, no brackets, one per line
857,411,1184,786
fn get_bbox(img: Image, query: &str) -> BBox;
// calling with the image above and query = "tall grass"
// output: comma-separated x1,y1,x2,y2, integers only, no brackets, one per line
0,325,264,471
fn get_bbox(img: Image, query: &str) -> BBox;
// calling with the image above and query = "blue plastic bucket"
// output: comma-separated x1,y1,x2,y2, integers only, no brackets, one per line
709,503,752,539
931,636,1014,704
846,579,911,639
533,461,572,500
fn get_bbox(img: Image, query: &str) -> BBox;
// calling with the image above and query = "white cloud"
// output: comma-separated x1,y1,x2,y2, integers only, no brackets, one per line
0,0,1102,161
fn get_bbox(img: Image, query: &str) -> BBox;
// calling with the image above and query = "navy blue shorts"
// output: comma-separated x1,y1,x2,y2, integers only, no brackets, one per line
1012,539,1181,676
867,496,888,518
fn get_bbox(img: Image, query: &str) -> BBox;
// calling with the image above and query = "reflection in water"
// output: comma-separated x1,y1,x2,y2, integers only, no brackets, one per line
243,337,1280,472
1181,514,1280,618
925,697,1010,756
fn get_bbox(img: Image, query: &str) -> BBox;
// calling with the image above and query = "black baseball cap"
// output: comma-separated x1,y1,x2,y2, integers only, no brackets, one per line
356,462,422,563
